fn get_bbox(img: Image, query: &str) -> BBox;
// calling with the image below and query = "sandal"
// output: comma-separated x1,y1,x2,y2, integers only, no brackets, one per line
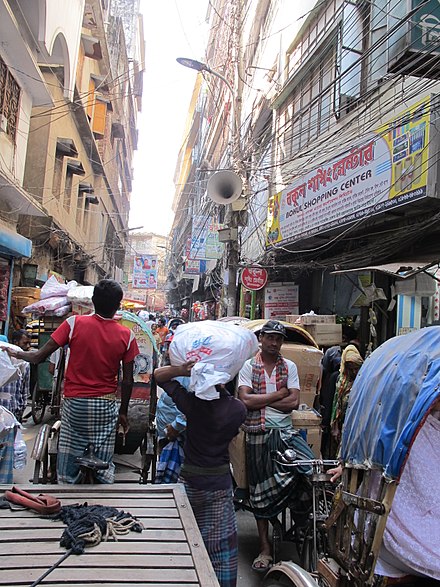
251,553,273,573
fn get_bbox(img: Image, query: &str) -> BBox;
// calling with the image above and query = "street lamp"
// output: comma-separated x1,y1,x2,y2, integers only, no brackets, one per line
177,57,242,316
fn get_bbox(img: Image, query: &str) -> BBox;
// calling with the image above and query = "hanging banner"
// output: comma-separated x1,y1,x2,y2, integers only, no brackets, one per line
264,282,299,319
190,215,224,260
267,97,430,246
132,254,158,289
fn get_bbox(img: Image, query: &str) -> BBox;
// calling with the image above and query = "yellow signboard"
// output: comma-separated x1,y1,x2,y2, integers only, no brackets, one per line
267,97,431,247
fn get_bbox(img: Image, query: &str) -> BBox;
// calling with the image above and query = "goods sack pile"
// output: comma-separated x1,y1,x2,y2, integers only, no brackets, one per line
169,320,259,400
22,276,77,317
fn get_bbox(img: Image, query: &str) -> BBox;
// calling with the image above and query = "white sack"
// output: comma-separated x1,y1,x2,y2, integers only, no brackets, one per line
67,285,94,308
22,296,69,316
40,275,77,300
169,320,259,400
0,349,19,387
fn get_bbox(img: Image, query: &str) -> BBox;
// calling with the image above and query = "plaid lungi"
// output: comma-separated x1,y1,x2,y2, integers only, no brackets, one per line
57,397,119,484
246,427,314,519
184,484,238,587
155,438,184,484
0,427,16,484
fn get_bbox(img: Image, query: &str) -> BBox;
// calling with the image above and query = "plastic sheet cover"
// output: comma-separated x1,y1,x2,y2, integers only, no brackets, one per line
340,327,440,480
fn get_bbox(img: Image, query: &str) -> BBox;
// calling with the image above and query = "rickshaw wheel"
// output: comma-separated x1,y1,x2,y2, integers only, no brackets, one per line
31,381,47,424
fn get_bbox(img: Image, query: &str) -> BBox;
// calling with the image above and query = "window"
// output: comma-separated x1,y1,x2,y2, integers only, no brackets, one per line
368,0,388,84
86,77,108,137
52,154,64,200
64,169,74,212
0,55,20,141
279,48,336,158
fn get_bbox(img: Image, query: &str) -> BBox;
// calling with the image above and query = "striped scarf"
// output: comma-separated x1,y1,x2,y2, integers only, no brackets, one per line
242,351,288,433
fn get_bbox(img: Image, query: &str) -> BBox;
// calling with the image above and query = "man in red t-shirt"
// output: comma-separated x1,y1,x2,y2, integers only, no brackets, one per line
6,280,139,483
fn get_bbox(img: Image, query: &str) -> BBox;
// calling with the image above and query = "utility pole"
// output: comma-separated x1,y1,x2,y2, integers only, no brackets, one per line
225,0,244,316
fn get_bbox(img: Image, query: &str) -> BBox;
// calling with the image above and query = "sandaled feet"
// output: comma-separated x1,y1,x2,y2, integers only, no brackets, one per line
251,553,273,573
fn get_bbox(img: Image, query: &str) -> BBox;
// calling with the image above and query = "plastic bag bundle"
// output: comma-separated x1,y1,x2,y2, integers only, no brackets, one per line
169,320,259,400
40,275,77,300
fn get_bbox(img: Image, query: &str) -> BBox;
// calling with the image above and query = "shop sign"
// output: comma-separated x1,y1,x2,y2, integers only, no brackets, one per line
190,215,224,260
241,267,268,290
132,254,158,289
123,289,147,304
264,282,299,319
267,97,430,246
411,0,440,53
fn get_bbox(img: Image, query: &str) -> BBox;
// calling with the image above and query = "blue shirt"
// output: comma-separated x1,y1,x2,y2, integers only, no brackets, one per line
156,377,189,440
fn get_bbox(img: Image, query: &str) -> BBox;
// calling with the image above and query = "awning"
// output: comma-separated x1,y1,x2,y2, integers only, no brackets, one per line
331,260,440,279
56,138,77,156
66,159,86,175
79,182,94,193
0,225,32,258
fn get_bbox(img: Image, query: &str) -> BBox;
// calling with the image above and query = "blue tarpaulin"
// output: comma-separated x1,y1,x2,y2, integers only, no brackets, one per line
340,327,440,480
0,226,32,258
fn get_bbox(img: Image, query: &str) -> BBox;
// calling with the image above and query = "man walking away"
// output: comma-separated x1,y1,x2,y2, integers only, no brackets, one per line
4,280,139,483
238,320,314,572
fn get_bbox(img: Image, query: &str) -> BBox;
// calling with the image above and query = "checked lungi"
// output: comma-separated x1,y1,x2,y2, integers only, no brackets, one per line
57,397,119,484
184,484,238,587
0,427,17,484
246,427,314,519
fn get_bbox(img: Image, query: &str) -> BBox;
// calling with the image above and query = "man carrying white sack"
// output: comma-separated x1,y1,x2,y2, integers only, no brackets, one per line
154,320,258,587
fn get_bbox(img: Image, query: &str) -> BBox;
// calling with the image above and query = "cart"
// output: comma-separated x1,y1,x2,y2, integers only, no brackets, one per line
27,316,66,425
0,483,219,586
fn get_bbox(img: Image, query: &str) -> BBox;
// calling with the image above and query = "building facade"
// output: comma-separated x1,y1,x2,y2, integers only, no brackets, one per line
0,0,144,335
170,0,440,349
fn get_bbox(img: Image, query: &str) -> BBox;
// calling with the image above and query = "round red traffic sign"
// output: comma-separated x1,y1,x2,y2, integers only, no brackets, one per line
241,267,268,291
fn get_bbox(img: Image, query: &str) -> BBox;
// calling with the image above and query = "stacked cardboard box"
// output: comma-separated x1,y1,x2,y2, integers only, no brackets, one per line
291,408,322,458
303,323,342,346
282,343,322,400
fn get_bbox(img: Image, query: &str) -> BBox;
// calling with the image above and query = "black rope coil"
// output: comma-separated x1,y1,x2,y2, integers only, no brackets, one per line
53,503,143,554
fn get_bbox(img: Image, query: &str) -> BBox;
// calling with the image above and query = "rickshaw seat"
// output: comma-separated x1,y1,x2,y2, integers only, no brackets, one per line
75,443,109,471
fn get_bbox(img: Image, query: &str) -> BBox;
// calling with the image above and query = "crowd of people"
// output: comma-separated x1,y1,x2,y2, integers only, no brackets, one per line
0,281,438,587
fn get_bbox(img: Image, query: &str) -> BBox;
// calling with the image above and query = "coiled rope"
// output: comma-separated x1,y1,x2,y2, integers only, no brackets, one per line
30,503,143,586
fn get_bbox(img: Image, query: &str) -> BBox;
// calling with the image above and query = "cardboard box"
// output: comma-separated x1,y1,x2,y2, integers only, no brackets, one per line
285,315,301,324
282,344,323,396
306,428,322,458
291,408,321,429
300,314,336,325
300,391,319,409
303,323,342,346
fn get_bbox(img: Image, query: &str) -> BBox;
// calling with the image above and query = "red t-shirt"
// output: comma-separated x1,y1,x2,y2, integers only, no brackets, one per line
51,314,139,398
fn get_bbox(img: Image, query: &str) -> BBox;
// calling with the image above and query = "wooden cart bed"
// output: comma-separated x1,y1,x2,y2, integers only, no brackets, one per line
0,484,219,586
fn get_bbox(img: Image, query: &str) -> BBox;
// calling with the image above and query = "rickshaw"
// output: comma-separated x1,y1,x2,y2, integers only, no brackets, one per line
31,311,159,484
264,326,440,586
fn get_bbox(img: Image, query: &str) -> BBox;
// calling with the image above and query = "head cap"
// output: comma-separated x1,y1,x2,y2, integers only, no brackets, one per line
261,320,287,338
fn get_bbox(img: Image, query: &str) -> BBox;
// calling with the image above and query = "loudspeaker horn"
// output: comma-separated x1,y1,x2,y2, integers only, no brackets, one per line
207,170,243,205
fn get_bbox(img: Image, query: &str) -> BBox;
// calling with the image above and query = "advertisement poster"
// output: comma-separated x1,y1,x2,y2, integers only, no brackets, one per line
120,314,155,389
132,255,158,289
190,215,224,260
264,282,299,319
267,98,430,246
183,237,207,275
